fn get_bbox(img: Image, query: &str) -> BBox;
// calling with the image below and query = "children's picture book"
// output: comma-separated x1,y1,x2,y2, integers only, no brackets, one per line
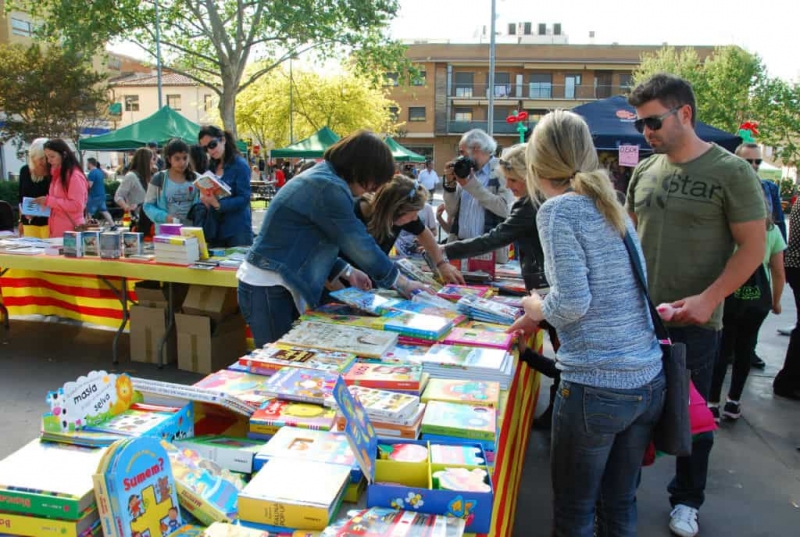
87,407,175,436
173,436,264,475
421,401,497,441
192,370,273,410
131,377,254,417
329,507,466,537
422,379,501,408
0,440,108,520
195,171,232,199
301,310,389,331
249,398,337,436
421,344,508,372
180,227,209,260
442,327,513,351
437,285,490,302
261,367,339,406
21,196,51,217
381,298,467,326
278,321,398,359
395,258,443,291
254,427,359,477
242,344,356,375
330,288,393,316
380,343,430,365
343,362,424,391
122,232,144,257
93,437,182,537
381,310,453,341
346,385,419,421
0,507,99,537
455,294,520,325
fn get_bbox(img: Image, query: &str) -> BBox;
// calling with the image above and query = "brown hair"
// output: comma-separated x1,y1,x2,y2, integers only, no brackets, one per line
129,148,154,190
361,174,428,243
323,130,395,191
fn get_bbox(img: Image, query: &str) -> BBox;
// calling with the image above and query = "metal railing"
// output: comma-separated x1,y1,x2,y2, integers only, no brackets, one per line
451,83,631,100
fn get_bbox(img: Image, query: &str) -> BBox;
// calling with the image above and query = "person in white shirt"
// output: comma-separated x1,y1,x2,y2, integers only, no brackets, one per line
418,160,439,197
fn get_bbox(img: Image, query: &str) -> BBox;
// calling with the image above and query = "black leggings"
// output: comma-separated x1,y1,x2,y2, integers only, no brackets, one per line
711,306,769,402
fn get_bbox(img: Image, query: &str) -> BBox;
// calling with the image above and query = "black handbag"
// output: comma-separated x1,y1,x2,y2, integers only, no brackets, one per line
623,232,692,457
723,264,772,320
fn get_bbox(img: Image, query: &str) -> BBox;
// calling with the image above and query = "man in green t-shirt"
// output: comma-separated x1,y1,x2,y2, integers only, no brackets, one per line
627,74,766,537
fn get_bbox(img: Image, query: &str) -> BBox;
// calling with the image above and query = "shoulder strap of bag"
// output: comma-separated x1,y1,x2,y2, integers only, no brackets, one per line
622,231,671,343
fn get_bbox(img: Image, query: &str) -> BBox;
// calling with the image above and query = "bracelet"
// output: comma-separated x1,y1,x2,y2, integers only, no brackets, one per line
343,264,353,279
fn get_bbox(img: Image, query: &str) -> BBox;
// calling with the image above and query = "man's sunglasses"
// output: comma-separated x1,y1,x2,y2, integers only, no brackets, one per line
202,138,222,152
634,107,681,133
745,158,762,166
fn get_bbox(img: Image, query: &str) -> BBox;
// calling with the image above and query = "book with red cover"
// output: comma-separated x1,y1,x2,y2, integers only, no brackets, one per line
343,362,424,391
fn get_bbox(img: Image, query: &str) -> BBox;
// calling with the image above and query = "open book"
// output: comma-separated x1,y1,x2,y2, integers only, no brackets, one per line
195,171,232,199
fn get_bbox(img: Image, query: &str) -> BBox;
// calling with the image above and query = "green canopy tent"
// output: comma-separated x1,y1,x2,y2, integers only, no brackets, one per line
271,127,340,158
78,106,247,152
385,136,426,163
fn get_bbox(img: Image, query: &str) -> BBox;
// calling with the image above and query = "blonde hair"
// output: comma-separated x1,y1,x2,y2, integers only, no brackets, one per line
27,138,48,169
526,110,627,235
497,144,528,186
362,174,428,243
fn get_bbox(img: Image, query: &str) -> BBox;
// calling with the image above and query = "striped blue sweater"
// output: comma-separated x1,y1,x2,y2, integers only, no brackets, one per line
537,194,662,389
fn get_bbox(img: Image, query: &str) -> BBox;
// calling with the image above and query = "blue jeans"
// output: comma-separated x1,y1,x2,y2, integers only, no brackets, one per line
666,326,720,509
237,281,299,348
551,372,666,537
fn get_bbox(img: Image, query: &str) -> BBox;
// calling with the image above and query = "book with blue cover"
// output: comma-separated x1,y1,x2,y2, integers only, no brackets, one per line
330,288,393,316
261,367,339,406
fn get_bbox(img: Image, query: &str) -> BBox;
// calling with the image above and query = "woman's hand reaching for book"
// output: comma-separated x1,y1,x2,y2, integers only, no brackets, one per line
521,291,544,322
438,262,466,285
395,275,433,298
346,267,372,291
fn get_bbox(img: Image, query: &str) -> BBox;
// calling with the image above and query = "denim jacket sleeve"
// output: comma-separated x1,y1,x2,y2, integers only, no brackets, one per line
218,157,251,214
314,183,399,289
445,197,533,260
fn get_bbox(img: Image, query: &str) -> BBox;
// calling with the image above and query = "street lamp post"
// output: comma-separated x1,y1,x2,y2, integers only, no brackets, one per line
155,0,164,108
487,0,497,136
289,56,294,144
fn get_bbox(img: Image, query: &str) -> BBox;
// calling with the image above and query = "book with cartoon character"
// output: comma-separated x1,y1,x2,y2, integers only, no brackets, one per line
346,385,420,421
261,367,339,406
327,507,466,537
277,321,398,359
241,344,356,375
343,362,424,391
421,379,501,408
330,288,393,316
192,370,273,410
420,401,497,441
441,327,513,351
93,437,183,537
249,398,337,436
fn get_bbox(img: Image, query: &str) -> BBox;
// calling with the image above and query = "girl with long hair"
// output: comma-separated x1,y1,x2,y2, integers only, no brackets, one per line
18,138,51,238
35,139,88,238
198,125,252,247
116,147,155,234
143,138,199,228
510,110,664,536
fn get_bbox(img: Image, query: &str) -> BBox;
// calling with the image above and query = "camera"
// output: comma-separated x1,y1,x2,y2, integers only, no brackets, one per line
452,156,476,179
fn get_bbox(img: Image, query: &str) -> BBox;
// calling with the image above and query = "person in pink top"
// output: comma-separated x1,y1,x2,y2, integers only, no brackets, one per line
34,139,88,238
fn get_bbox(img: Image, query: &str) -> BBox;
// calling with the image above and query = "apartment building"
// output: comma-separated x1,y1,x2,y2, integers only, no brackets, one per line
388,24,714,170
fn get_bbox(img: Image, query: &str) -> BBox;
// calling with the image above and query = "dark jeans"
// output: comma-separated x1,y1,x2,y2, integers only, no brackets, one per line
666,326,720,509
212,230,254,248
775,266,800,391
711,306,769,402
237,281,299,348
550,373,666,537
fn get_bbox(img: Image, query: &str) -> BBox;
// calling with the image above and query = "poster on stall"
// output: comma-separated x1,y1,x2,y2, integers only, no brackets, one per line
619,144,640,167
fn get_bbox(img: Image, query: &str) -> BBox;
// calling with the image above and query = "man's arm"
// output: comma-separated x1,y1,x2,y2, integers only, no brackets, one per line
462,177,513,218
671,219,766,324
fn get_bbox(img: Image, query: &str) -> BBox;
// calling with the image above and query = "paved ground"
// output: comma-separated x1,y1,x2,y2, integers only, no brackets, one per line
0,286,798,536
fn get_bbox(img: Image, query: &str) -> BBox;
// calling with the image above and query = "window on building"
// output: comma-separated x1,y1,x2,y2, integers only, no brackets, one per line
384,72,400,86
124,95,140,112
554,23,562,36
409,107,426,122
204,94,214,112
411,70,427,86
167,94,182,111
454,72,474,97
494,72,511,97
11,18,33,37
564,74,582,99
523,22,532,35
388,106,399,121
538,23,547,35
454,108,473,122
508,23,517,35
528,73,552,99
618,73,634,91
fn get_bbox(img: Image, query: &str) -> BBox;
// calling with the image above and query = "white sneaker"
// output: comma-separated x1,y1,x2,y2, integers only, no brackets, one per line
669,504,699,537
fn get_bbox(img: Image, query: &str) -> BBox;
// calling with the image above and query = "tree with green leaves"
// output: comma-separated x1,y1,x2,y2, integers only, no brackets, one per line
236,65,400,149
634,45,800,167
13,0,411,139
0,43,108,149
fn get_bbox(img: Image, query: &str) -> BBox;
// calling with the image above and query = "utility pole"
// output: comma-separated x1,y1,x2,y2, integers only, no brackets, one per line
155,0,164,108
289,57,294,144
487,0,497,136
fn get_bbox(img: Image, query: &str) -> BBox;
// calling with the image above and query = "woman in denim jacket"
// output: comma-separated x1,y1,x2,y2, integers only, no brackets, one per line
238,131,429,347
511,111,664,537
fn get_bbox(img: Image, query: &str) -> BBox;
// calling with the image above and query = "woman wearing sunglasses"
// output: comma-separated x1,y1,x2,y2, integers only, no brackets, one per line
512,110,664,537
349,174,464,285
238,130,430,347
198,125,253,247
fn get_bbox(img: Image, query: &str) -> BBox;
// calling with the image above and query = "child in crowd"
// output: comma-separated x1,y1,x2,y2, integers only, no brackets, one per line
143,138,199,228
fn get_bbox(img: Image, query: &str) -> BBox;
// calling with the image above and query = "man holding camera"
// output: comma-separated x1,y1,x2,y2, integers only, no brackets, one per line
443,129,515,262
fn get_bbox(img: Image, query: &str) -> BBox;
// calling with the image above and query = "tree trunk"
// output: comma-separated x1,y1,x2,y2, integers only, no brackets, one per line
219,85,238,139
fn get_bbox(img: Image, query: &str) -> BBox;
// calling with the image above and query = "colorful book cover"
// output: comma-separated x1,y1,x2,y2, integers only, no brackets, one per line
261,367,338,406
131,378,254,417
441,327,513,350
192,370,272,409
0,440,108,520
437,285,490,302
195,172,232,199
88,408,175,436
330,507,466,537
301,310,389,330
421,379,501,408
380,343,430,365
371,402,426,428
420,401,497,441
278,321,398,359
343,362,424,391
95,437,182,537
242,345,356,374
0,506,99,537
180,227,209,260
381,299,467,326
255,427,358,475
249,398,337,435
330,288,393,316
421,344,508,372
173,436,264,475
380,311,453,341
346,385,419,421
161,441,243,525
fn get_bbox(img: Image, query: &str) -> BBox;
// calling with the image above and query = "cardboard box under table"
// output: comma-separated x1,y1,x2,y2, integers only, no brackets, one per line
332,376,495,534
182,284,239,321
175,313,247,374
129,304,176,363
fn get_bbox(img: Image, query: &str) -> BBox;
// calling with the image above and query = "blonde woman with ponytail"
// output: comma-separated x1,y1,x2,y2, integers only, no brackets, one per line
513,110,664,537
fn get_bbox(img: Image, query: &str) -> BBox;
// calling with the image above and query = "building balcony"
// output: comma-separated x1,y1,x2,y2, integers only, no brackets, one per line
446,119,536,136
450,83,631,101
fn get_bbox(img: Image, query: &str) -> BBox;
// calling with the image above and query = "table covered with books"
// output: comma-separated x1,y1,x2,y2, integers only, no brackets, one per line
0,277,544,537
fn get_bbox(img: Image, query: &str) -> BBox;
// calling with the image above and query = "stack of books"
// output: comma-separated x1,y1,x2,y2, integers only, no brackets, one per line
395,258,443,291
442,326,514,351
330,287,393,316
347,385,426,439
153,234,200,265
248,398,337,440
191,370,274,411
437,284,491,302
381,310,454,341
455,294,522,325
343,361,428,395
419,344,514,389
420,400,497,443
422,378,501,408
240,344,357,376
277,321,398,359
260,366,339,407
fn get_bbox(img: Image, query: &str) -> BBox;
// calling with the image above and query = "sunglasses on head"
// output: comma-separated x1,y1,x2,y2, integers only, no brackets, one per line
634,106,681,133
202,138,222,152
409,180,420,200
745,158,762,166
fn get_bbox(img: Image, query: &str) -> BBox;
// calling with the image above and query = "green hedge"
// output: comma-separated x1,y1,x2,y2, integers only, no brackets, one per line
0,180,18,207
